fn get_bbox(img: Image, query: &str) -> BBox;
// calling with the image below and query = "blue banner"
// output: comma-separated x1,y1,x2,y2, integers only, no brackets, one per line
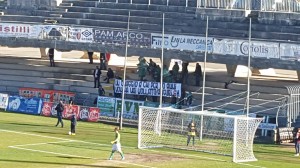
6,96,43,115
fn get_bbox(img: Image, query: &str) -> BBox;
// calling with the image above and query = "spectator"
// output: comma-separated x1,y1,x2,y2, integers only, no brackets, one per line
98,85,105,96
137,58,148,81
55,101,64,128
88,51,93,64
69,97,74,106
93,66,101,88
182,62,189,84
100,53,107,70
186,91,193,107
147,59,156,76
153,65,161,82
48,48,55,67
104,68,114,83
172,62,179,81
195,63,202,86
171,93,177,105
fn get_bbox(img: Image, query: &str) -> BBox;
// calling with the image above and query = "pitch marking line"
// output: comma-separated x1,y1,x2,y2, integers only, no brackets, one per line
10,140,74,147
3,129,264,168
4,129,155,168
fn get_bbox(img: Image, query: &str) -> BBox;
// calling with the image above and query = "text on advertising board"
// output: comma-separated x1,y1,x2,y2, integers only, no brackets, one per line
94,29,151,47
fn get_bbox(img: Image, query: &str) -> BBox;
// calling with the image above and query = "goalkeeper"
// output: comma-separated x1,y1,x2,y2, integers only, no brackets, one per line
108,127,125,160
187,121,196,146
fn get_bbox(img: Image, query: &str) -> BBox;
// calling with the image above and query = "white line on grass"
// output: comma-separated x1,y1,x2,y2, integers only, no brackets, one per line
9,146,156,168
9,146,93,159
9,140,74,147
3,129,263,168
4,129,155,168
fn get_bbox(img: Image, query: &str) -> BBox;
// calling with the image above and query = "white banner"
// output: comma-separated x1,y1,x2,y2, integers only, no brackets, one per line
0,93,9,109
0,23,32,38
68,27,93,43
213,39,279,59
114,79,182,97
280,43,300,61
151,33,213,52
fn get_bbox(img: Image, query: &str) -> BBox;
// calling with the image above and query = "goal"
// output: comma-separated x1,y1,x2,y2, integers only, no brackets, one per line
138,106,263,163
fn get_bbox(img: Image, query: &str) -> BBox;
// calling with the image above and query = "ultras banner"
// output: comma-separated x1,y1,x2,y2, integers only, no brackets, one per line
114,79,181,98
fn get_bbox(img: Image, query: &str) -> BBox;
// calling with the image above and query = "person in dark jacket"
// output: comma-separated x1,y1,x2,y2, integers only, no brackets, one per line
104,68,114,83
98,85,105,96
70,112,77,135
93,66,101,88
195,63,202,86
48,48,55,67
55,101,64,128
88,51,93,64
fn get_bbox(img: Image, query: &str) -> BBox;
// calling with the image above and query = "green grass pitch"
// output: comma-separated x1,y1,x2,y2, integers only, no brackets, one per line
0,111,299,168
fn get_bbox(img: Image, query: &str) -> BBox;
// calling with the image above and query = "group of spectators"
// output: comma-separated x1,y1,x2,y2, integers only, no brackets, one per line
135,57,203,108
137,57,203,86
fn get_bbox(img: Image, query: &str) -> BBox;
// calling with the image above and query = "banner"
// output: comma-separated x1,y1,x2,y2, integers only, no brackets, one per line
6,96,43,115
114,79,182,97
0,23,31,38
31,25,68,40
115,99,144,120
94,29,151,47
88,107,100,122
63,105,80,119
79,106,99,122
41,102,53,117
96,96,116,117
151,33,213,52
213,38,279,58
19,88,75,103
68,27,93,43
280,43,300,61
0,93,9,109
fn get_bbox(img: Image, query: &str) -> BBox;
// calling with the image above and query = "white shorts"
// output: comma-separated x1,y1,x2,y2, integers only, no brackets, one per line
112,143,122,152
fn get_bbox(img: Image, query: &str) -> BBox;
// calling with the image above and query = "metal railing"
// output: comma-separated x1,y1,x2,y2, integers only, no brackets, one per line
107,0,300,13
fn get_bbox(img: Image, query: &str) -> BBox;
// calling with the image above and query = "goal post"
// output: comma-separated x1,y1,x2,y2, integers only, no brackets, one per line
138,106,263,163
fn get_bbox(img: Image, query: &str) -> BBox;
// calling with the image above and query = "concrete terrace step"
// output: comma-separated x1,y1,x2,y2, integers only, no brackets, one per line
57,6,196,19
101,0,197,6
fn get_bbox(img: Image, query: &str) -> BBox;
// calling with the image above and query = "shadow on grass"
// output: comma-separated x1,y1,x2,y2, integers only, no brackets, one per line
5,122,52,127
0,159,124,168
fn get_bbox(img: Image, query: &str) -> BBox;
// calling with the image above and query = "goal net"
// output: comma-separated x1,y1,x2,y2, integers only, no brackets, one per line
138,106,263,163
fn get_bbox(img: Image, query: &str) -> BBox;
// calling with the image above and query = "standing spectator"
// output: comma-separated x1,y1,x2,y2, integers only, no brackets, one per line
186,91,193,107
69,112,77,135
171,93,177,106
172,62,179,81
100,53,107,70
93,66,101,88
137,58,148,81
98,85,105,96
88,51,93,64
69,97,74,106
147,59,155,75
195,63,202,86
182,62,189,84
48,48,55,67
55,101,64,128
104,68,114,83
295,128,300,156
153,65,161,82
